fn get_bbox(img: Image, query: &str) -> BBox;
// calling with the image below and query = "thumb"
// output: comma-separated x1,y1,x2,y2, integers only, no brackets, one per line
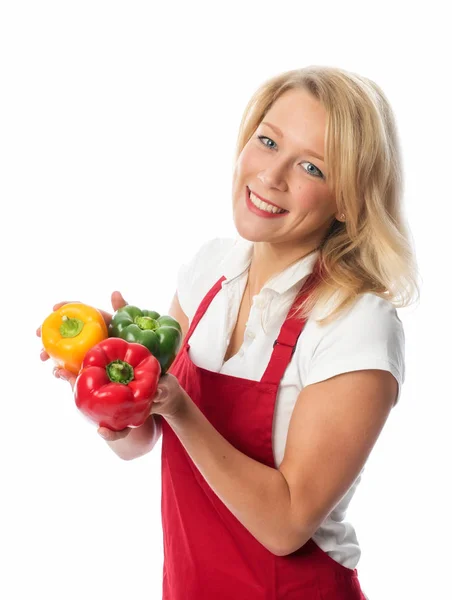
153,388,163,402
97,426,130,441
111,291,128,311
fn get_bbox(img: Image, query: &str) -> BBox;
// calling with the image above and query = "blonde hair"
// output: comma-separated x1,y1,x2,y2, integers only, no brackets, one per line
234,65,421,326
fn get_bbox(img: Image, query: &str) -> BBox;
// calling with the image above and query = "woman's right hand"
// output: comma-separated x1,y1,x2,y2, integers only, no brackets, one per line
37,290,132,441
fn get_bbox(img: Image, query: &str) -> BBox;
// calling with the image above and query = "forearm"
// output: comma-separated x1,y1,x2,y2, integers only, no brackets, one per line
105,415,162,461
165,399,299,556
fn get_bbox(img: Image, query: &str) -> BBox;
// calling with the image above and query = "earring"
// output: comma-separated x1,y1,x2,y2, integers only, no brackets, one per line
338,213,345,222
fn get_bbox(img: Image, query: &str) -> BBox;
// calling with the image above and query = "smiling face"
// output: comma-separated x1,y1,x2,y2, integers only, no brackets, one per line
232,88,342,250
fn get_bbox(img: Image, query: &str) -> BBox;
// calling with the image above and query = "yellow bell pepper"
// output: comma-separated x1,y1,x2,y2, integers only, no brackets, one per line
41,302,108,375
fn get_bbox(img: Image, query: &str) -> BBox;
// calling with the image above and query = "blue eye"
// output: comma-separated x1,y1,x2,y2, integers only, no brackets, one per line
302,162,324,179
257,135,324,179
257,135,277,150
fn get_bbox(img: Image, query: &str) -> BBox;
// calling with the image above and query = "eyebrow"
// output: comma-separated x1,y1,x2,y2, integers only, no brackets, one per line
261,121,325,162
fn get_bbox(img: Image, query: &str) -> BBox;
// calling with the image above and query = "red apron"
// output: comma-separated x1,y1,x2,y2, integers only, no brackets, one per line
162,267,366,599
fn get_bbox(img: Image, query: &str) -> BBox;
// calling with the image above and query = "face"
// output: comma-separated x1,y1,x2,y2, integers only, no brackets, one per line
232,88,341,249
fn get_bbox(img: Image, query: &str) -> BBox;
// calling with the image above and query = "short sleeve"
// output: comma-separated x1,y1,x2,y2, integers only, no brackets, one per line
304,294,406,406
176,237,236,322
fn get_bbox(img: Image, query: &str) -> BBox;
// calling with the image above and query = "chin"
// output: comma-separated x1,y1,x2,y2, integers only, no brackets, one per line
232,215,270,243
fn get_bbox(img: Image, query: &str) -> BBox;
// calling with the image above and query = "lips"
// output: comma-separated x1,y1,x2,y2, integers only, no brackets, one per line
248,187,287,212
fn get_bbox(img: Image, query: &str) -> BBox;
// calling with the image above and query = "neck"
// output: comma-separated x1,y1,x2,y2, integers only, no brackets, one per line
247,241,319,297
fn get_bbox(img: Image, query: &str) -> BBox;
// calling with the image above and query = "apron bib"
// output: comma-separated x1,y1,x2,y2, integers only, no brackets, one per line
162,266,366,599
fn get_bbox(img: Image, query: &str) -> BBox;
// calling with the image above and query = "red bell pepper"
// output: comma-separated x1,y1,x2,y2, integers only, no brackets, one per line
74,337,161,431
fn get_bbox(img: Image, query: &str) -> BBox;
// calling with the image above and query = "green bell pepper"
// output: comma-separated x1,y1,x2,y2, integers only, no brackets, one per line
108,305,182,375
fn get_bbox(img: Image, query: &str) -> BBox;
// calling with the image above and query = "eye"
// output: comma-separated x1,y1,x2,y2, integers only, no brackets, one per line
257,135,277,150
301,162,324,179
257,136,324,179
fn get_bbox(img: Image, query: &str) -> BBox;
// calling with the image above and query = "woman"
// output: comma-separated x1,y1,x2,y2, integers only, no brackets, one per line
40,65,419,599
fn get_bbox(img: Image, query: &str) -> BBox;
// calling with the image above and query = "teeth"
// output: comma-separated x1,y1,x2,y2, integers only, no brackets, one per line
249,191,285,214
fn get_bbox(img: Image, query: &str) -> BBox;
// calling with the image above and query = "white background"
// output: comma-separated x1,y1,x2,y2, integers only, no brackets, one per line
1,1,450,598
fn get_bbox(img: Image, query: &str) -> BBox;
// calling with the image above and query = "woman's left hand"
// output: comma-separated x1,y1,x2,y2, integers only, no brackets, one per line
150,373,191,420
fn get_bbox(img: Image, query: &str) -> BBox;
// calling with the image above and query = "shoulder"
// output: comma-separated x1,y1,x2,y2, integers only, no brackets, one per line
176,237,237,320
310,291,404,339
332,292,404,336
302,292,406,404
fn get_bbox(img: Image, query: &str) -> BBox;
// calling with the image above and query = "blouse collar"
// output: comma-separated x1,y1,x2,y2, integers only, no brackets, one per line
221,235,320,295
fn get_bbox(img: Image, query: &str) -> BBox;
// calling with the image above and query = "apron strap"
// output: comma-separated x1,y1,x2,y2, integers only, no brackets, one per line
261,262,322,385
184,276,226,347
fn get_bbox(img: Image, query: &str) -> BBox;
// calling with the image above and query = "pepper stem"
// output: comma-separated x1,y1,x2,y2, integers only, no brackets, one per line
134,316,158,331
59,316,84,338
106,360,134,384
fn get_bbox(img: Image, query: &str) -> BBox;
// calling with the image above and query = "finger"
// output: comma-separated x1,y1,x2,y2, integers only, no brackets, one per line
40,348,50,361
151,392,162,412
97,426,131,441
53,367,77,390
150,390,163,414
150,401,162,415
97,308,113,327
111,291,128,312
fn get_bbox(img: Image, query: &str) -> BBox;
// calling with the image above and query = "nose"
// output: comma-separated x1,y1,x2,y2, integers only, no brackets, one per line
257,164,288,192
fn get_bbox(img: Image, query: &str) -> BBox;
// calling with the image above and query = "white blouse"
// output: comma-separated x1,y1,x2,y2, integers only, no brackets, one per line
175,235,405,569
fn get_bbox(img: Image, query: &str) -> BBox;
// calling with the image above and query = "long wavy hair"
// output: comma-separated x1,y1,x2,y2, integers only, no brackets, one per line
234,65,421,326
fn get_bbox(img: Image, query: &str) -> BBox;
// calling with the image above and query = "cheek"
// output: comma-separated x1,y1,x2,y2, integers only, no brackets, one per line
232,147,254,198
236,143,263,176
292,182,327,210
